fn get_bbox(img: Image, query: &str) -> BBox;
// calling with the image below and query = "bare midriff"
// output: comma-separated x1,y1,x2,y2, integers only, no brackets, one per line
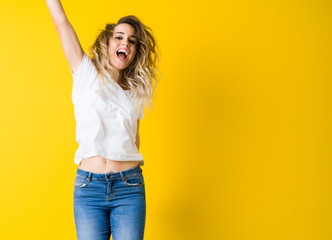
78,155,140,174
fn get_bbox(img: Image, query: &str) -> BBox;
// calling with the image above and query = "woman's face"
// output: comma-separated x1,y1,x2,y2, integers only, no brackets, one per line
108,23,138,71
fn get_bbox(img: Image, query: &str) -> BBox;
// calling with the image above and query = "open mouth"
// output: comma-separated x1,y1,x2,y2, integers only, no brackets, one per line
116,49,129,61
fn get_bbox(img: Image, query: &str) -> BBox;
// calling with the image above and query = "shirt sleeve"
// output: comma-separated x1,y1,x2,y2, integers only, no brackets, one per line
71,52,91,80
71,52,97,106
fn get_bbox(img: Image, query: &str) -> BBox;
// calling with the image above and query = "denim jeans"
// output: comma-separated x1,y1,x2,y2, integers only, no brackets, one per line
73,164,146,240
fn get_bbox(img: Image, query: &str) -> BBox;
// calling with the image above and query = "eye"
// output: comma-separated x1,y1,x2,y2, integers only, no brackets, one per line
115,36,122,40
129,40,136,44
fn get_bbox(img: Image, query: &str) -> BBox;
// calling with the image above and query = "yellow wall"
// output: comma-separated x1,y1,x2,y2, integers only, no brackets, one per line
1,0,331,239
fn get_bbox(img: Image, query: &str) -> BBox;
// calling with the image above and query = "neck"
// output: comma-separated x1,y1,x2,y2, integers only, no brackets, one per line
117,70,124,83
110,69,123,83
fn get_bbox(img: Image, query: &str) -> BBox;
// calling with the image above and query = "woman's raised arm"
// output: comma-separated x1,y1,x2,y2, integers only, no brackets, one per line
45,0,84,74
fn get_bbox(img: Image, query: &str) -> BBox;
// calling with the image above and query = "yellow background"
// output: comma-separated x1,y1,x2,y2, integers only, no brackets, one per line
1,0,331,239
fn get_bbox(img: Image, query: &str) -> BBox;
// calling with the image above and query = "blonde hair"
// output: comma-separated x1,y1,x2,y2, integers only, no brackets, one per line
89,15,161,114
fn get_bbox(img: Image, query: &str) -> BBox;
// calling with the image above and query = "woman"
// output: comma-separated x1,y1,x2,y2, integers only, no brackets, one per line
46,1,160,239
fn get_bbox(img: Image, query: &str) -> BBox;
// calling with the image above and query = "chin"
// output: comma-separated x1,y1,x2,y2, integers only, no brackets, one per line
116,66,129,71
117,62,133,71
111,61,131,71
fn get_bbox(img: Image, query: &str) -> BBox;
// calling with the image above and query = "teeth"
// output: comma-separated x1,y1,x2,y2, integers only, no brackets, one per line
117,49,128,57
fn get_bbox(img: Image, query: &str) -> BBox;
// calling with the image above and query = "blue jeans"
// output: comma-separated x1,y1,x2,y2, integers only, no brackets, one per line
73,164,146,240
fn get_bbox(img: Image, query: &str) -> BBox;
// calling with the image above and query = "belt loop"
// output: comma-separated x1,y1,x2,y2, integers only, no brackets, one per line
87,172,92,182
119,171,127,183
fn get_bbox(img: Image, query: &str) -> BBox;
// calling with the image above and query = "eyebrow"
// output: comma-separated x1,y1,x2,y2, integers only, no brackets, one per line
115,32,137,39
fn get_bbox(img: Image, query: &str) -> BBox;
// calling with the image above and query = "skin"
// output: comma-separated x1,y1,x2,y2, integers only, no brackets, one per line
108,23,138,72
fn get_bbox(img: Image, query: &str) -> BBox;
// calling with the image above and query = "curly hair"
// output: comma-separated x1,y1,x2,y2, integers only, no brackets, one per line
88,15,161,114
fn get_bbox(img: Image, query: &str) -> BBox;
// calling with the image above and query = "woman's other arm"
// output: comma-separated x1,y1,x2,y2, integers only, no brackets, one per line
45,0,84,74
135,120,140,150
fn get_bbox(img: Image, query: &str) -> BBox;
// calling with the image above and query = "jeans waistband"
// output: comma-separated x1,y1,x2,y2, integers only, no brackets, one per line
76,164,143,182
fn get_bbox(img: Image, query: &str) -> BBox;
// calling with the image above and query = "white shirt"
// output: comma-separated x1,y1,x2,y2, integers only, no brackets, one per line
71,52,144,166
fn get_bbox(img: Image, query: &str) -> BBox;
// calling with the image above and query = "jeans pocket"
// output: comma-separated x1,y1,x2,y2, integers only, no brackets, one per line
74,175,89,188
124,172,145,186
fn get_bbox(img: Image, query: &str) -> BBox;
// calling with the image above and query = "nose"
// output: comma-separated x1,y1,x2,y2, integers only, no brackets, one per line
122,39,130,47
